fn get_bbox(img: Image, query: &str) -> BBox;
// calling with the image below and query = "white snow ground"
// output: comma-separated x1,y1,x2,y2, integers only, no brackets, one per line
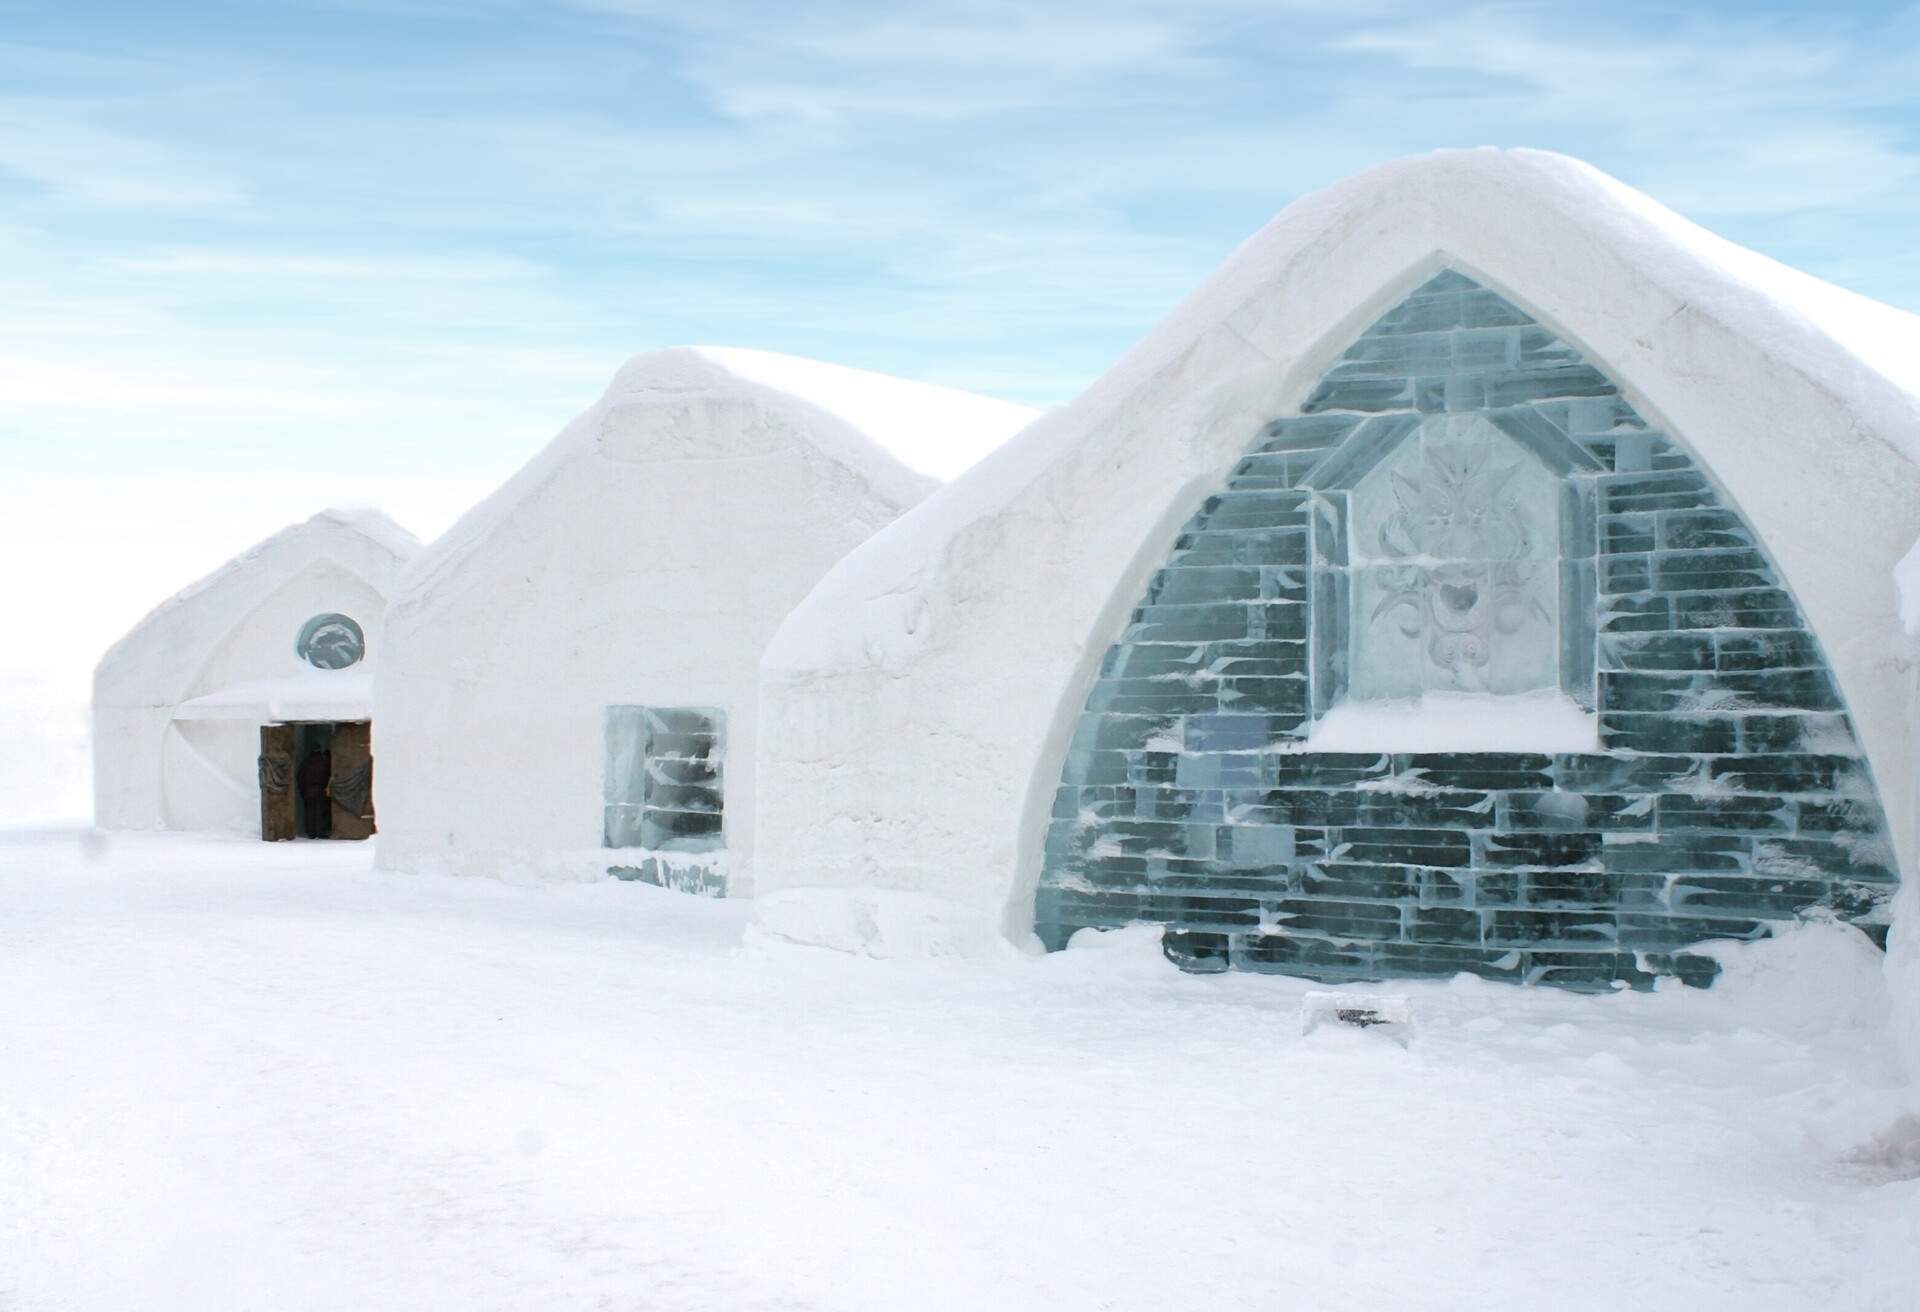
2,829,1916,1311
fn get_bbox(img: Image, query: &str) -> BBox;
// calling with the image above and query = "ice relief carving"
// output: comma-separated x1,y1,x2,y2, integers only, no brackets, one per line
295,613,365,671
1349,416,1558,698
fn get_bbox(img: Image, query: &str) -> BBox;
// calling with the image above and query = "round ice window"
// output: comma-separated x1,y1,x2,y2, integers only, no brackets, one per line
296,613,365,670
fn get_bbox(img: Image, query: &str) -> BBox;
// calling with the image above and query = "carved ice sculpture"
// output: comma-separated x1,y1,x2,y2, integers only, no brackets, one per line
1348,415,1559,700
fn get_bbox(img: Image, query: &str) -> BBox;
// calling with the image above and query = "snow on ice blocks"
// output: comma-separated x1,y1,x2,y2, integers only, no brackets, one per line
1303,691,1598,754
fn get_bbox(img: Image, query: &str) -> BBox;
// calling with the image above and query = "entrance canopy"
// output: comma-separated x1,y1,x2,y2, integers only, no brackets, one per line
172,670,372,723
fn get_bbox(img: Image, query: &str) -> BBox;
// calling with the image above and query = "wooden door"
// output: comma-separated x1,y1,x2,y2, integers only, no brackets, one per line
258,724,296,841
329,721,376,840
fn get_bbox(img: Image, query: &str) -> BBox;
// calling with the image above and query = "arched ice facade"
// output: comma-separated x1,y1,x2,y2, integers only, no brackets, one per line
750,150,1920,1058
1037,270,1897,989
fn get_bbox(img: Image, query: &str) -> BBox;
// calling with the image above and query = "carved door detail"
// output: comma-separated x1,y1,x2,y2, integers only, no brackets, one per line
329,721,376,840
258,723,296,842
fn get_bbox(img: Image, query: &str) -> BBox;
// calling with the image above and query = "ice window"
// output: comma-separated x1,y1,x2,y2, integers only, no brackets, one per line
602,706,725,852
296,613,364,670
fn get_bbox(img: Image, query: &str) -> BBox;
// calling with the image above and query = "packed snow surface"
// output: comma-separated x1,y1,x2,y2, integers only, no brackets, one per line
2,829,1915,1311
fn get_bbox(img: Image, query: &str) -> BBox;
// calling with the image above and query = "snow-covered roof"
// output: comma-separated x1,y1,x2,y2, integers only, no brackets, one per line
96,508,420,698
692,347,1040,481
395,347,1039,611
766,147,1920,679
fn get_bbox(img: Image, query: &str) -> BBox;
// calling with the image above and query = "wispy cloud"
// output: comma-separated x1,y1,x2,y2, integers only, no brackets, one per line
0,0,1915,467
1336,3,1920,216
694,11,1226,122
107,250,547,282
0,99,251,210
562,0,1294,123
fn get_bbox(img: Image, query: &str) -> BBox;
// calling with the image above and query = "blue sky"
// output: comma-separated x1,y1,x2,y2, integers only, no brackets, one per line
4,0,1920,490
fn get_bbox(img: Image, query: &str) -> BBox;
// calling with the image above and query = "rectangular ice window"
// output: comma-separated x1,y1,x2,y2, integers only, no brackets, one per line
602,705,725,854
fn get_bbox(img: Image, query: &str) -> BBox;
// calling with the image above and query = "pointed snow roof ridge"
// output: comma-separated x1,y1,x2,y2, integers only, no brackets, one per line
95,507,420,682
1139,147,1920,459
302,506,425,562
688,346,1041,481
393,346,1037,612
154,507,419,616
623,347,943,508
765,146,1920,676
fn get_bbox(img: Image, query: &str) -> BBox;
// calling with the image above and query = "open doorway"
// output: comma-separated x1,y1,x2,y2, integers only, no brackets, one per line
258,721,375,841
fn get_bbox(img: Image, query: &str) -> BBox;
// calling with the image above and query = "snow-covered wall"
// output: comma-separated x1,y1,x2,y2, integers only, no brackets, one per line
373,349,1027,890
752,149,1920,1008
93,509,418,832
